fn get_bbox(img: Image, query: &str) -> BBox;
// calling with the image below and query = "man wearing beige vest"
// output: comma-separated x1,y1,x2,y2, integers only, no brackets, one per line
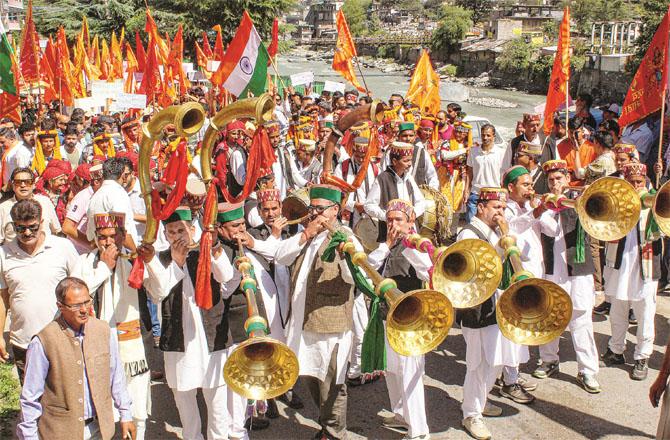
275,184,364,440
16,277,135,440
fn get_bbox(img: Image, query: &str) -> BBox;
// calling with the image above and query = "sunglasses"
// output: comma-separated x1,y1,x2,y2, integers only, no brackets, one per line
12,179,34,186
14,223,39,234
308,203,337,214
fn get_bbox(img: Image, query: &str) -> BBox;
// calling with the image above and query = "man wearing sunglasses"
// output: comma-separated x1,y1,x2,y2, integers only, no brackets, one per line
0,199,78,382
0,167,62,243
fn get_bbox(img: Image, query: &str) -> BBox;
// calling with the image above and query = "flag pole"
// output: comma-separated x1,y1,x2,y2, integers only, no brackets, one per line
353,56,370,96
268,55,289,94
656,86,667,188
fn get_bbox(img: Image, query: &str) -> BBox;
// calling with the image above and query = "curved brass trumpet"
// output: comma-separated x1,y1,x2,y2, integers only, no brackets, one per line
138,103,206,244
325,223,453,356
543,176,640,241
405,234,502,309
495,219,572,346
641,179,670,236
223,238,299,400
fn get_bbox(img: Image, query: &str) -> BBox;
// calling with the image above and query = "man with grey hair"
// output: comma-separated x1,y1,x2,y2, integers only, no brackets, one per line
0,127,33,189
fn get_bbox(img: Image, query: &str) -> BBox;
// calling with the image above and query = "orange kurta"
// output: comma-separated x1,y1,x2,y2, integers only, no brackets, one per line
556,139,597,185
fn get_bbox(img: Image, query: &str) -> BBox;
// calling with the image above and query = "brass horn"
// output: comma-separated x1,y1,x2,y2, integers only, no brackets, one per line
405,234,502,309
200,94,276,224
223,238,299,400
641,179,670,236
138,102,206,244
545,176,640,241
495,219,572,346
327,223,454,356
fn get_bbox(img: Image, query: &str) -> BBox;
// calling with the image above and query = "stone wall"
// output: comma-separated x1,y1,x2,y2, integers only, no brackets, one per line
575,68,632,104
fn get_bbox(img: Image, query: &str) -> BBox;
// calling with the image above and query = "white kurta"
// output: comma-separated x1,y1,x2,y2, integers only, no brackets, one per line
275,229,362,384
604,226,657,301
364,169,426,221
148,251,234,391
334,159,378,227
505,198,544,278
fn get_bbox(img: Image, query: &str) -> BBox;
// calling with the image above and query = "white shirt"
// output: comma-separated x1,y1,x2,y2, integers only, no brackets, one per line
86,179,138,243
147,251,233,391
334,158,378,226
365,168,425,221
65,187,94,254
411,142,439,189
367,242,432,281
504,198,544,278
229,147,246,186
0,235,78,348
60,144,82,169
0,194,61,243
467,145,511,192
3,141,33,186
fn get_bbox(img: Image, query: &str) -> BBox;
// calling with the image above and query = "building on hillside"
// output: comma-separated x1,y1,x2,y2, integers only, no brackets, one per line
1,0,23,32
292,23,314,43
486,3,562,42
305,0,343,38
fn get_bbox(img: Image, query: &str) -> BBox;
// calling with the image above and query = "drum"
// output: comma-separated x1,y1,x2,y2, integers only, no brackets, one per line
353,216,380,252
419,185,454,245
182,178,207,208
282,187,310,223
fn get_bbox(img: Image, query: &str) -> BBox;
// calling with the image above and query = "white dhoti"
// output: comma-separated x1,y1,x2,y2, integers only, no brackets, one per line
461,325,505,419
540,274,599,375
385,325,428,437
497,291,529,385
173,385,247,440
609,290,657,360
348,293,369,378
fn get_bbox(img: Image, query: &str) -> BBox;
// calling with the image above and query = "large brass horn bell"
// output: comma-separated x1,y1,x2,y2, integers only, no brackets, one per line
643,179,670,236
345,242,454,357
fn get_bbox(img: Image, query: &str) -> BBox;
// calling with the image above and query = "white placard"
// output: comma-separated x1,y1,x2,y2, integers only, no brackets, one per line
207,60,221,72
90,80,124,98
74,96,106,110
110,93,147,111
323,80,345,93
182,62,194,73
290,71,314,87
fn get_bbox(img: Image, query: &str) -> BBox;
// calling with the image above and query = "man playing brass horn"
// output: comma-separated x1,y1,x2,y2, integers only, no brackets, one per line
367,199,432,440
533,160,601,393
456,187,510,440
275,184,364,440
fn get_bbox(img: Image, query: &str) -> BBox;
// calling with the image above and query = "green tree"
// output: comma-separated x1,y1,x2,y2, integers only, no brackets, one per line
495,38,533,72
569,0,637,35
342,0,372,37
628,0,668,74
431,5,472,53
455,0,493,25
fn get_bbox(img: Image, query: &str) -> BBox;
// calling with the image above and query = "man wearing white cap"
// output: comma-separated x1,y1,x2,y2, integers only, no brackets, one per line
296,138,322,183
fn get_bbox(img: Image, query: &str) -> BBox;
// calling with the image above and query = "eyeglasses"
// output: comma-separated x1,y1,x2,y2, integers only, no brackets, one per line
14,223,39,234
59,297,93,311
12,179,34,186
308,203,337,214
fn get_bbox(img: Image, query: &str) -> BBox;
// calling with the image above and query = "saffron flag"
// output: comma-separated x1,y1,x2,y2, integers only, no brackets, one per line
405,50,440,116
19,0,40,85
212,24,225,61
332,10,366,94
145,9,169,64
543,7,571,135
619,6,669,127
139,39,162,104
211,11,269,97
124,41,138,93
202,32,213,59
268,18,279,61
135,31,146,72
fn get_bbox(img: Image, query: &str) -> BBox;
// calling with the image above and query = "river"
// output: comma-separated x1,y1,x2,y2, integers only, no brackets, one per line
276,52,546,141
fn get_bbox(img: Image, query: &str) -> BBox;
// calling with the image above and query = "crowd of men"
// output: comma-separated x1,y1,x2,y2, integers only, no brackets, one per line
0,85,668,440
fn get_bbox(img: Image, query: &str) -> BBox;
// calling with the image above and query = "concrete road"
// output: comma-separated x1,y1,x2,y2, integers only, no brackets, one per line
143,293,668,440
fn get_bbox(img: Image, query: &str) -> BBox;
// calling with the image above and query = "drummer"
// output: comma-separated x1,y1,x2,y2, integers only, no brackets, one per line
334,136,381,229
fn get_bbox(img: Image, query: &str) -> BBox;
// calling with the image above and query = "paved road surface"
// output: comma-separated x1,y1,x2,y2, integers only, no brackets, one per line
142,293,668,440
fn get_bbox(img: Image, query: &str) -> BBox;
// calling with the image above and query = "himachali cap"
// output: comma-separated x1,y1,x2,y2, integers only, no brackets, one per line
309,184,342,204
390,141,414,157
612,143,637,155
502,165,530,187
523,113,541,123
298,139,316,152
217,202,245,224
257,188,281,204
478,187,507,202
387,198,414,219
398,121,415,132
162,207,193,225
622,163,647,179
517,141,543,157
264,120,280,135
90,163,103,179
542,159,568,174
319,119,334,129
94,212,125,230
353,137,369,152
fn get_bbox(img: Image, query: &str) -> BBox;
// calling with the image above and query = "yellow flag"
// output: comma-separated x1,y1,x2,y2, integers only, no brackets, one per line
405,50,441,116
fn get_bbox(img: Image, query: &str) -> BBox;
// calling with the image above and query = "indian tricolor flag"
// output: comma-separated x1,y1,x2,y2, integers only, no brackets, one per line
211,11,269,97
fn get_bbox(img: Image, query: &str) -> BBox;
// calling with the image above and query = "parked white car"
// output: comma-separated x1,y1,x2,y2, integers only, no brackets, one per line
463,115,508,150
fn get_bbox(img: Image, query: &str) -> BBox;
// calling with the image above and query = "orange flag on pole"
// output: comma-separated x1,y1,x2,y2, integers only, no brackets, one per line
332,10,366,93
619,6,669,128
110,31,124,80
405,49,440,116
139,39,162,105
145,8,169,64
134,31,146,72
124,41,138,93
543,7,571,135
19,0,40,85
212,24,225,61
168,24,191,94
202,32,213,59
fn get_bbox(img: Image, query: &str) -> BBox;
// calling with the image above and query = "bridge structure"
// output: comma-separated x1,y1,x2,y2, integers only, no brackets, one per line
308,33,432,47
